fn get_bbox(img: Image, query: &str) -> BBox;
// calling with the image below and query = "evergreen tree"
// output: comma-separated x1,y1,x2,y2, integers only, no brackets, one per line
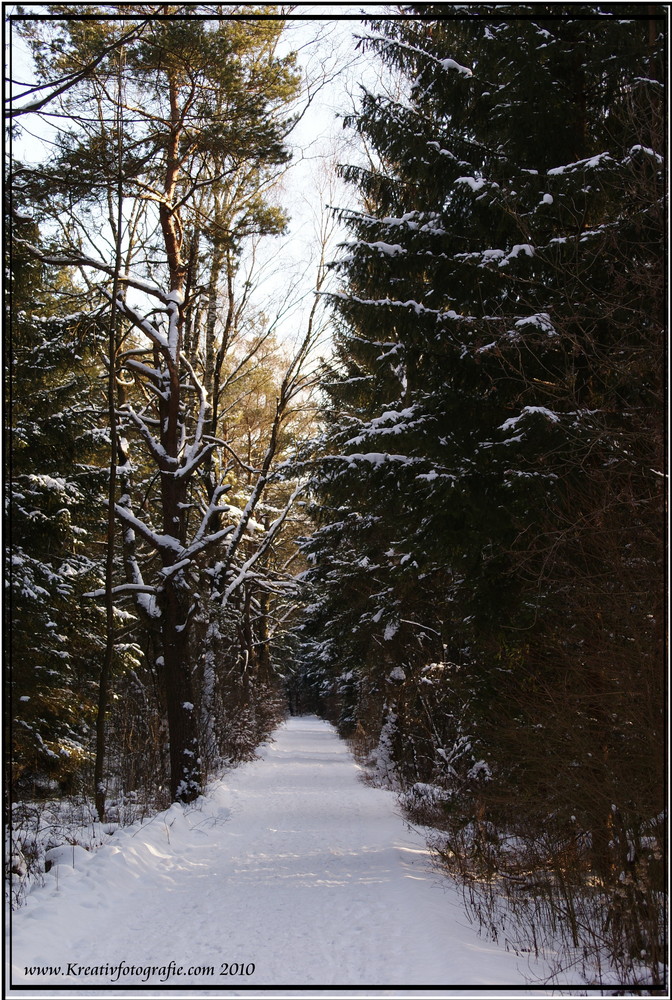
7,214,110,794
301,6,665,978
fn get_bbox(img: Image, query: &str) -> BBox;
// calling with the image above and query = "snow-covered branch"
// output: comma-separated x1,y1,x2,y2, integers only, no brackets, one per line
221,482,305,606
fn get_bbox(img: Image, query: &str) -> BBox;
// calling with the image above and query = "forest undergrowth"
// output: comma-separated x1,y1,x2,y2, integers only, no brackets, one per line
9,682,287,911
345,726,666,993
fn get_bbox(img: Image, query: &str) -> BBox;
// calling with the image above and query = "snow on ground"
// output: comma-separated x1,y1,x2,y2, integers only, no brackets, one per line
9,716,563,997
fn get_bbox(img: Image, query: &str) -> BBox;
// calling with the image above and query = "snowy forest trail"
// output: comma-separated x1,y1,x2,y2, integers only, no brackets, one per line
10,717,553,996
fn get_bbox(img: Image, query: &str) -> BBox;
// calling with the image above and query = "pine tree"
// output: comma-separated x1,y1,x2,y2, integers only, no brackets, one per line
13,7,307,804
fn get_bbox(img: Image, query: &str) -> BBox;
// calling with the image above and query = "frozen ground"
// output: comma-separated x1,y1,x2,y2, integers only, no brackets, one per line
9,715,563,997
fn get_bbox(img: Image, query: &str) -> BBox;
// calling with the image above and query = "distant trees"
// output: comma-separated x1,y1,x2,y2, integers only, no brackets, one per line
299,5,665,982
8,7,322,810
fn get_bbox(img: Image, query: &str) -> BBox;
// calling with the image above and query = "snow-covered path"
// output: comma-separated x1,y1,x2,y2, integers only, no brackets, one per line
9,716,553,996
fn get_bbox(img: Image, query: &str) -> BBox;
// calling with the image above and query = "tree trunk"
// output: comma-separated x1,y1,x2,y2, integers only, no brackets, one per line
94,55,125,821
157,396,203,801
160,578,202,802
158,423,202,801
256,589,272,682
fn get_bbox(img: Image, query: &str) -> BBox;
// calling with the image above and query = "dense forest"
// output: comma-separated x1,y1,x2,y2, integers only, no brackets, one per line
6,3,666,988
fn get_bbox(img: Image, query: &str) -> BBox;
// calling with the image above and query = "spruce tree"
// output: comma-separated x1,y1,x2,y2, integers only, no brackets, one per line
301,6,665,977
7,214,110,793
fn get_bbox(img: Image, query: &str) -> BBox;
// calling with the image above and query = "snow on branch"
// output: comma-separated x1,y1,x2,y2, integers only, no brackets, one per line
179,353,209,468
84,583,158,599
187,483,232,551
106,293,170,352
18,242,174,305
120,405,177,468
322,452,427,468
366,33,473,78
182,526,235,562
499,407,561,433
124,359,167,385
221,483,305,606
174,442,219,480
113,503,182,554
547,151,614,175
331,290,476,323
